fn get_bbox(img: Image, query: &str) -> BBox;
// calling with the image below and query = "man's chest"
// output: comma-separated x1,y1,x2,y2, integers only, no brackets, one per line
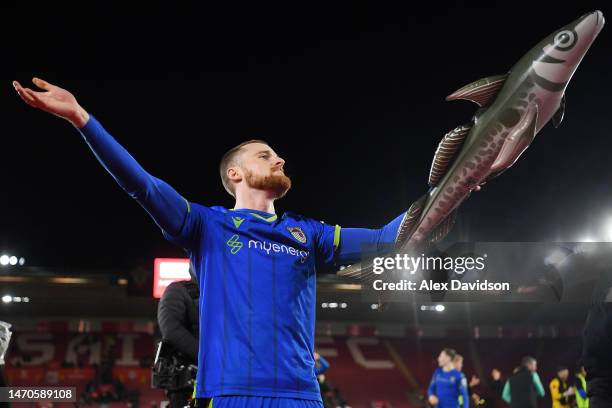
206,216,316,266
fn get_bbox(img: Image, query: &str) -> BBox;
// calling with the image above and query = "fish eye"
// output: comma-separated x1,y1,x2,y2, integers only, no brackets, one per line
554,29,577,50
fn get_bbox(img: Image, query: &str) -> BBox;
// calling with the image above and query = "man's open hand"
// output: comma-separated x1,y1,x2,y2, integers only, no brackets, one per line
12,78,89,128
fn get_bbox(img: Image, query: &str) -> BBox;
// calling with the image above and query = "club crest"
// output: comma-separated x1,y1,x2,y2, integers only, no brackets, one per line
287,227,307,244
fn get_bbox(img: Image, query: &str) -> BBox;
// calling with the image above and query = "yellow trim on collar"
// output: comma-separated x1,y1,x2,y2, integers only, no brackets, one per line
249,212,278,222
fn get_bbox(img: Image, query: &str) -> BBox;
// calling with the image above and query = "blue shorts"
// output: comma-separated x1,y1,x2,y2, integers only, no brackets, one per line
197,396,323,408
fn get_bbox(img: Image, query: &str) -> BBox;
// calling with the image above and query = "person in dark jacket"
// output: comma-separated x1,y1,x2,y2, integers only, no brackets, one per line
502,356,545,408
0,321,12,408
582,301,612,408
486,369,504,408
158,279,200,408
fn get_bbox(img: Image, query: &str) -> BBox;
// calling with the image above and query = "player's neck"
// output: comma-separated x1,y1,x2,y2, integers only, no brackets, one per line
234,191,276,214
442,363,454,372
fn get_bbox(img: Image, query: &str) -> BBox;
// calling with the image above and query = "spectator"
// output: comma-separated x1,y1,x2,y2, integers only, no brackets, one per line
453,354,481,406
574,363,588,408
549,366,574,408
314,352,330,376
502,356,545,408
0,321,12,408
582,300,612,408
157,279,199,408
485,368,504,408
318,373,351,408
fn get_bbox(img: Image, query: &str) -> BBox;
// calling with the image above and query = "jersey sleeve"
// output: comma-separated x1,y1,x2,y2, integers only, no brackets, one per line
313,221,341,268
533,372,545,397
78,115,193,245
502,380,511,404
162,202,209,252
336,211,406,266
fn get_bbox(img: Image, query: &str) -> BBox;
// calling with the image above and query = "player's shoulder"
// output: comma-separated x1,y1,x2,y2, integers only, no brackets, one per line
283,211,318,226
282,210,310,222
188,203,228,218
283,211,334,226
282,211,329,234
441,368,459,379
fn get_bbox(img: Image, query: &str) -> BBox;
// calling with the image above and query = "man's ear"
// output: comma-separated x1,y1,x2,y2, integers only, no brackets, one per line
227,166,242,183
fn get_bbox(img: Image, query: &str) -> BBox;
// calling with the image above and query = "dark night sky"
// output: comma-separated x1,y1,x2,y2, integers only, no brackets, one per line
1,1,611,269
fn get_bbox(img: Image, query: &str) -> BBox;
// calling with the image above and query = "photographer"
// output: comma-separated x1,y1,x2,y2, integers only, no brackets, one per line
580,265,612,408
156,279,200,408
582,301,612,408
0,321,12,408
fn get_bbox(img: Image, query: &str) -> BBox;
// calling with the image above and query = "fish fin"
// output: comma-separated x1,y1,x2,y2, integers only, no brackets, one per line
429,209,458,244
483,169,506,184
552,94,566,128
429,124,471,187
446,74,508,107
394,194,428,248
490,104,539,174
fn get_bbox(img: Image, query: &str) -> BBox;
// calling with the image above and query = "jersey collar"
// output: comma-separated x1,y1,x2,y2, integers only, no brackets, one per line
231,208,278,223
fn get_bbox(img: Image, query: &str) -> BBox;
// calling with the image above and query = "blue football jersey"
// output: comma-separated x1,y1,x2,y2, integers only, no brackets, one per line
164,204,340,401
428,368,469,408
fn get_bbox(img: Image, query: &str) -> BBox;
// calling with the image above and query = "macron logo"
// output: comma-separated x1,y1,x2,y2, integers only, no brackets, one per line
232,216,245,229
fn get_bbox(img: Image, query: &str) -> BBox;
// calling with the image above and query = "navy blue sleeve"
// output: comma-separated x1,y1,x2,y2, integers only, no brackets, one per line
77,115,197,248
336,212,406,265
315,356,330,375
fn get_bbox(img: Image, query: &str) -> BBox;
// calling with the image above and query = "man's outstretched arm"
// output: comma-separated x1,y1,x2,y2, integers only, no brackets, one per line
335,212,406,265
12,78,188,238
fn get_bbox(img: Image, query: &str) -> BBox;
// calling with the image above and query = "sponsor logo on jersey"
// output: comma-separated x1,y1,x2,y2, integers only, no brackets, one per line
248,239,309,262
226,234,244,254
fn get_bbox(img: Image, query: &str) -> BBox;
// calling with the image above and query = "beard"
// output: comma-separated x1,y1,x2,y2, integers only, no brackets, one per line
244,169,292,198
